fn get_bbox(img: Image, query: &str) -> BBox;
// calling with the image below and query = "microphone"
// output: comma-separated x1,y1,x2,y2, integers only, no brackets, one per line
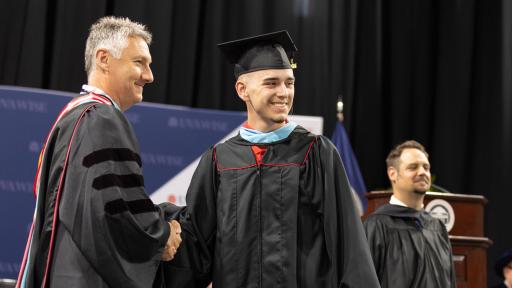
430,183,451,193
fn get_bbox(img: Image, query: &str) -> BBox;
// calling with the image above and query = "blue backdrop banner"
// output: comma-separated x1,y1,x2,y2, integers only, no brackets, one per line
0,85,323,280
0,85,247,280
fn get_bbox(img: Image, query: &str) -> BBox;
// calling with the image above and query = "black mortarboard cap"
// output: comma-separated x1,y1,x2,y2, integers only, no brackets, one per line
218,30,298,78
495,249,512,278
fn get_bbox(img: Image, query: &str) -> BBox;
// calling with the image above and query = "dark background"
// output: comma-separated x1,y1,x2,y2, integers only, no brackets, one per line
1,0,510,284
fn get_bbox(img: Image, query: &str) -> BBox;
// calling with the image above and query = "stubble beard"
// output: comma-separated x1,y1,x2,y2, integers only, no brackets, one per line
413,182,430,195
269,104,291,124
413,188,428,195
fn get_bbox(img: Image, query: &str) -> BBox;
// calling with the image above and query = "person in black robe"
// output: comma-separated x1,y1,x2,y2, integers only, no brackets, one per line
17,16,181,288
364,140,455,287
160,31,380,288
491,249,512,288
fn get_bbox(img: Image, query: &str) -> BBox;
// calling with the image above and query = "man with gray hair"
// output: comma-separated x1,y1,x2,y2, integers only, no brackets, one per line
16,16,181,288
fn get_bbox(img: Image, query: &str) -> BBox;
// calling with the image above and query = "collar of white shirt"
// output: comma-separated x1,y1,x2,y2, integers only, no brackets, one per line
81,84,121,111
389,194,424,209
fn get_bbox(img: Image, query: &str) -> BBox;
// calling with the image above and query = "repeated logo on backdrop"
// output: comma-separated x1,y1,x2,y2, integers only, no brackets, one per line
0,85,323,280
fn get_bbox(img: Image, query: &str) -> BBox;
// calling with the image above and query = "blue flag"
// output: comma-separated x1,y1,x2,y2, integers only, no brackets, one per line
331,121,368,212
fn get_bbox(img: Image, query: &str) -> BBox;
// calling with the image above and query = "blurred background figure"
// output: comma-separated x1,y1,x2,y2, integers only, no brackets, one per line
492,249,512,288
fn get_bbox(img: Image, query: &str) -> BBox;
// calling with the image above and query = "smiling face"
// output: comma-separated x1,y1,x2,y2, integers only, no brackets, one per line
388,148,431,195
235,68,295,132
105,36,154,110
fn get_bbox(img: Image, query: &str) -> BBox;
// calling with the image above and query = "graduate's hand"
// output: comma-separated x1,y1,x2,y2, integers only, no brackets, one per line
161,220,182,261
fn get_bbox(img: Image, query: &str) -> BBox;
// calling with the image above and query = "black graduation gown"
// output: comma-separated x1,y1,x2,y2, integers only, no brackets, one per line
363,204,456,288
160,126,379,288
22,102,170,288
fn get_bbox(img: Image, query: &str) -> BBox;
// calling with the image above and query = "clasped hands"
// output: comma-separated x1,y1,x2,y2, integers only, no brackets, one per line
161,220,182,261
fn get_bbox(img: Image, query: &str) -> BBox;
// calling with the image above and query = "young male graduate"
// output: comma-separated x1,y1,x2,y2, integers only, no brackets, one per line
162,30,379,288
364,140,456,287
16,17,181,288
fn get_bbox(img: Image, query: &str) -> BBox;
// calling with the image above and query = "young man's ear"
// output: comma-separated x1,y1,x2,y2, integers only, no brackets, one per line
235,79,249,102
95,48,110,72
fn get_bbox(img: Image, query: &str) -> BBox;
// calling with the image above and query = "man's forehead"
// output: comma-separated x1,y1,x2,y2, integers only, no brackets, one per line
127,35,148,47
245,68,294,80
399,148,429,163
125,37,151,58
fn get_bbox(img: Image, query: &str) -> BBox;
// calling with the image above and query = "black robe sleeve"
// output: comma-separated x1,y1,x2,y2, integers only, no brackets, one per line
156,148,217,288
314,136,380,287
362,215,386,278
439,219,457,287
57,105,170,287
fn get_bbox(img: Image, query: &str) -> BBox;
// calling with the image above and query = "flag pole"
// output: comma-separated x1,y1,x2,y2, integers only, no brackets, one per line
336,95,344,122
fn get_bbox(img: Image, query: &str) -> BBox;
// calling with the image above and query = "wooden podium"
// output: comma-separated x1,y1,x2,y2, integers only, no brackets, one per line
365,191,492,288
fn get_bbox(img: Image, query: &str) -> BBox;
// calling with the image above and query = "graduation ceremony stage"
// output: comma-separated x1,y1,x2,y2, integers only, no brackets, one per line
0,84,324,280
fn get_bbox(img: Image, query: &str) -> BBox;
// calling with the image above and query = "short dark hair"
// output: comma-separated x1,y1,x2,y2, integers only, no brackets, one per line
386,140,429,169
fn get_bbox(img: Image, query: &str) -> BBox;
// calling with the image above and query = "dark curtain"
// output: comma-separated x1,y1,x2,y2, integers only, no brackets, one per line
0,0,510,284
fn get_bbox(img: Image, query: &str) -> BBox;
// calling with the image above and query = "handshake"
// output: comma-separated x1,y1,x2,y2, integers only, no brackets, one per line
161,220,182,261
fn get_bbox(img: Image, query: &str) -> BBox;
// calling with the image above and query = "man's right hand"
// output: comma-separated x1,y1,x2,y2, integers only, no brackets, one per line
161,220,182,261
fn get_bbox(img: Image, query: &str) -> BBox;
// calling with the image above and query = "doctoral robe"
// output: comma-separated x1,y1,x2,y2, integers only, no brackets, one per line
161,126,379,288
19,96,170,288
